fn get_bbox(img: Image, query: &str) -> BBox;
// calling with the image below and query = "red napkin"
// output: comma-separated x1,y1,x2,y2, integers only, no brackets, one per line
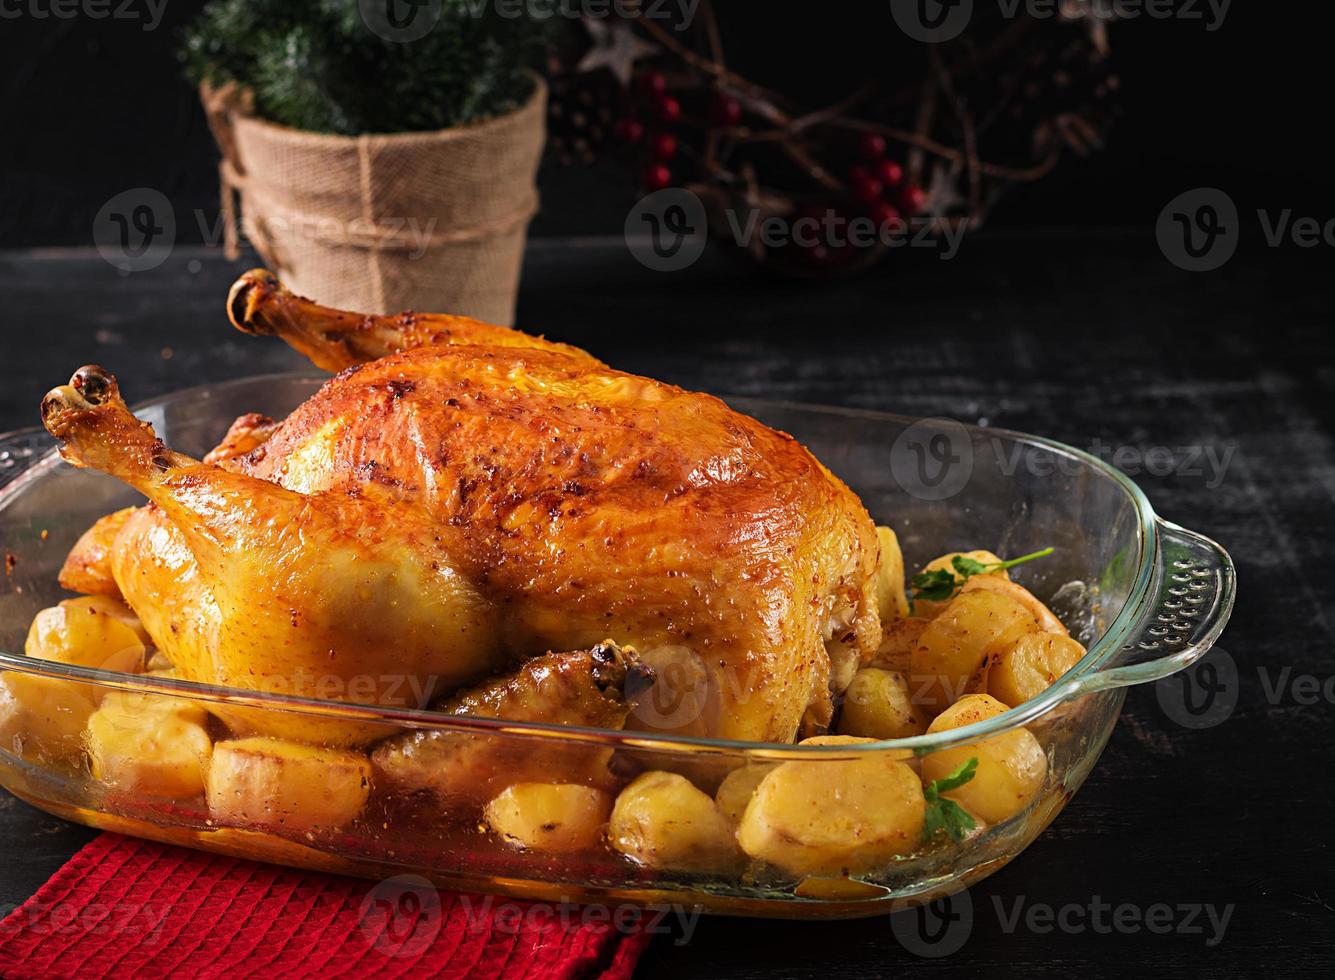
0,834,653,979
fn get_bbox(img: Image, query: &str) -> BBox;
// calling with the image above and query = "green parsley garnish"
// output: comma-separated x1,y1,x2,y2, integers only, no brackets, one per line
922,758,979,842
910,547,1055,606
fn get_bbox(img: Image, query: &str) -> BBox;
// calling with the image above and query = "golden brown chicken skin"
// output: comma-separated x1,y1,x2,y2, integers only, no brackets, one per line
43,275,882,746
225,344,879,741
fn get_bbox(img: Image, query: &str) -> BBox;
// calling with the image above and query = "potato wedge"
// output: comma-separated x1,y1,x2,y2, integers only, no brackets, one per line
737,735,924,877
207,737,371,833
58,507,136,598
874,526,910,622
87,692,212,798
25,597,146,675
989,633,1085,707
960,574,1068,635
485,783,612,852
922,694,1047,825
910,590,1039,716
714,763,776,824
608,771,740,871
911,550,1008,619
838,668,928,740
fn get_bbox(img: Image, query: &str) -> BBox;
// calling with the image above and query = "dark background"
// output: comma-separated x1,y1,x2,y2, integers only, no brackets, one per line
0,0,1329,247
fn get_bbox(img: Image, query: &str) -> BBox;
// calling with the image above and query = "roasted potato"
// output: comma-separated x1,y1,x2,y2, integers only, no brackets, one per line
0,597,150,765
960,574,1068,635
0,674,97,764
737,735,924,877
868,616,930,674
207,737,371,833
910,590,1039,716
485,783,612,852
838,668,928,740
87,692,212,798
25,597,146,675
989,632,1085,707
911,550,1008,619
922,694,1047,825
608,771,740,871
714,763,776,824
874,526,910,622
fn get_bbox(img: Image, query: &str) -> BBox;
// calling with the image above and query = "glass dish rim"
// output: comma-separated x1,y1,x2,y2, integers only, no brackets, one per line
0,371,1160,759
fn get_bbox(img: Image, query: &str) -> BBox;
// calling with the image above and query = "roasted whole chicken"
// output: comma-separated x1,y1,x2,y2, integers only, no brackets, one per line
39,271,882,747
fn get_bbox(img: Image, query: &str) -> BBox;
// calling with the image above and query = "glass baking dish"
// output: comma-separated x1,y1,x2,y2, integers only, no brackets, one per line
0,374,1234,918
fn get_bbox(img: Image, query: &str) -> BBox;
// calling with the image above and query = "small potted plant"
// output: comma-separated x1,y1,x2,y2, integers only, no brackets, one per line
182,0,549,324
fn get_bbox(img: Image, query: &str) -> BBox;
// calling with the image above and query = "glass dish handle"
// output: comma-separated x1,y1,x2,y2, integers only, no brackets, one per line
0,426,55,493
1072,519,1236,696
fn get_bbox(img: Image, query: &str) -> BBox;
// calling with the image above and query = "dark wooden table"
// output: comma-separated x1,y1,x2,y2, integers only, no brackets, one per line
1,236,1331,976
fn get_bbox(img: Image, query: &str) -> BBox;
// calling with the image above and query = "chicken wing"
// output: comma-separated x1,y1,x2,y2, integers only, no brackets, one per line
372,642,652,803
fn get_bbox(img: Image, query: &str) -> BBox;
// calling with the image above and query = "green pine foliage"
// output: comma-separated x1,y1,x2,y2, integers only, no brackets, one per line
181,0,549,135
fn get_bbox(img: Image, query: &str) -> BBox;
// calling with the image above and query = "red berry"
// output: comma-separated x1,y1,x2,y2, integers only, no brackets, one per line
868,200,901,228
614,118,644,143
901,185,927,214
649,132,677,160
710,94,742,126
643,163,672,191
639,71,667,97
858,133,887,160
875,159,904,188
657,95,681,122
851,174,884,205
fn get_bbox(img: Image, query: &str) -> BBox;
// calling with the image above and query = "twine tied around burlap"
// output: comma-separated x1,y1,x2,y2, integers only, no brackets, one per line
200,77,545,324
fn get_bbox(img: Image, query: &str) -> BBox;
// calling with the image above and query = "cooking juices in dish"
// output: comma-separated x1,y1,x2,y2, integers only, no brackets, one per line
0,277,1235,915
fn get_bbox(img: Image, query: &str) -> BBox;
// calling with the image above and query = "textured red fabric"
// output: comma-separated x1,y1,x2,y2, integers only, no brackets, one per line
0,834,652,980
